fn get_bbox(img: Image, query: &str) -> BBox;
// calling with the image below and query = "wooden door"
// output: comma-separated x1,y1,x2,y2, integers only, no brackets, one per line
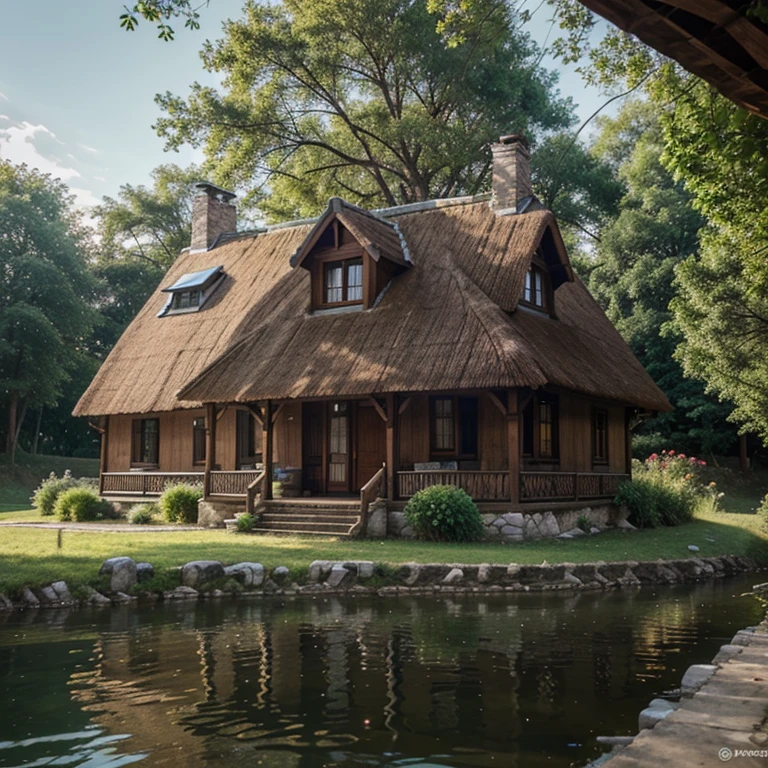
302,402,324,495
355,402,386,491
327,401,350,493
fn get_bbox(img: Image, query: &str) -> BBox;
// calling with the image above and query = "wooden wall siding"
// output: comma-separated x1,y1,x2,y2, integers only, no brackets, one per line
558,396,591,473
479,394,508,470
608,404,626,474
273,401,302,468
107,407,239,472
398,394,430,468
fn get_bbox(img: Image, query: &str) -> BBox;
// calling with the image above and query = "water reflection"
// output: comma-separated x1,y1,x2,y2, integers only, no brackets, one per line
0,576,761,768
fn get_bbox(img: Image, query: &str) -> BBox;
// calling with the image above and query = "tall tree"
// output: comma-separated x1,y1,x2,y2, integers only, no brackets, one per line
0,162,97,461
587,101,735,455
155,0,575,221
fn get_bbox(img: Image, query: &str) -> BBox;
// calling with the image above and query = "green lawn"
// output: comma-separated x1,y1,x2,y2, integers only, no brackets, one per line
0,507,767,597
1,454,767,598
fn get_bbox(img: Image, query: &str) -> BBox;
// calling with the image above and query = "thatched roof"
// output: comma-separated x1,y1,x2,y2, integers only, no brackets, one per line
579,0,768,118
74,199,670,417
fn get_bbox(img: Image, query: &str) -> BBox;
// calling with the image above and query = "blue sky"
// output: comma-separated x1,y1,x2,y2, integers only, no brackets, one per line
0,1,610,215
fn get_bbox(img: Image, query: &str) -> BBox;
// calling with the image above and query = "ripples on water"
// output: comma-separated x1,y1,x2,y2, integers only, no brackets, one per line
0,575,761,768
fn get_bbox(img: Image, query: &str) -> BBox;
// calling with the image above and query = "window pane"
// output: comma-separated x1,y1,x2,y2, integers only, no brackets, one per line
522,402,534,455
539,403,552,457
189,290,200,307
524,270,532,303
346,260,363,302
433,398,454,451
594,411,607,460
459,397,478,457
142,419,159,464
534,271,543,307
193,418,206,464
324,264,343,304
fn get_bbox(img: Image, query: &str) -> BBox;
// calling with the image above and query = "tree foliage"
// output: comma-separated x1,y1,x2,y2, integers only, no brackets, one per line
119,0,204,40
155,0,576,221
586,102,734,455
0,162,98,460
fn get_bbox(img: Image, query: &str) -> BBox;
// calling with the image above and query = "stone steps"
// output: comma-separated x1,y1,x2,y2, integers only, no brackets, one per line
253,518,357,536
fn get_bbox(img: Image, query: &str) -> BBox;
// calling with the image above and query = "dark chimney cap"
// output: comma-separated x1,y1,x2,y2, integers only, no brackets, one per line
194,181,236,203
498,134,529,147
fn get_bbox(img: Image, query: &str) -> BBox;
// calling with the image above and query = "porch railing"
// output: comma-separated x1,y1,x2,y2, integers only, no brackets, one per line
359,463,386,535
209,470,261,496
101,472,204,496
520,471,629,502
397,470,510,501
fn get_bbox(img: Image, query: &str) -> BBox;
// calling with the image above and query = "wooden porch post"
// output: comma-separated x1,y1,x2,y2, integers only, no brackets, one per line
263,400,274,501
507,389,520,505
385,393,397,501
204,403,216,498
98,416,109,495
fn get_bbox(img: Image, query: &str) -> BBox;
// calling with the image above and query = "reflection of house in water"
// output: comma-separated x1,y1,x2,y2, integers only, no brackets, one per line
60,591,727,767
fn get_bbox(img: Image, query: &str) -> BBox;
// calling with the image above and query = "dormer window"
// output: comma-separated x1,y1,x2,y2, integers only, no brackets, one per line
159,265,225,317
523,264,546,309
324,258,363,306
290,198,410,314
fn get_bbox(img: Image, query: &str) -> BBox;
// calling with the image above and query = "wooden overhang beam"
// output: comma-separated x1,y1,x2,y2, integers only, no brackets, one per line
486,391,507,417
579,0,768,117
370,396,388,422
271,401,287,425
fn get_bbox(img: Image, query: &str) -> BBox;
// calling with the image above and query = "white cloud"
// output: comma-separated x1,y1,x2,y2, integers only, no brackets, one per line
0,92,8,102
70,186,101,207
78,143,99,154
94,175,106,181
0,120,80,181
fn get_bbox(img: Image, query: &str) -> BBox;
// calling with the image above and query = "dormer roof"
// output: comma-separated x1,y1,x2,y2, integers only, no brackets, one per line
290,197,410,270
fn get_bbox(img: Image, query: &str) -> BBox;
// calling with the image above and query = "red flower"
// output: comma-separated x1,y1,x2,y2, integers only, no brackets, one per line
679,453,686,459
668,450,675,456
649,453,658,461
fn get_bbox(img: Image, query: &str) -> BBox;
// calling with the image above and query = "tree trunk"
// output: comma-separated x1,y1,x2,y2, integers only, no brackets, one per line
739,434,749,473
31,407,43,455
11,401,27,464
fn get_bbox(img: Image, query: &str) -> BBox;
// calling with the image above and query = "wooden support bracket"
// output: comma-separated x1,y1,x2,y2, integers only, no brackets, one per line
398,396,412,416
271,402,286,425
486,391,507,417
370,396,388,422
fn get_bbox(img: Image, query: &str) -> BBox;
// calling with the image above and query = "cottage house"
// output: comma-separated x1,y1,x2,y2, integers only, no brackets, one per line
74,135,670,536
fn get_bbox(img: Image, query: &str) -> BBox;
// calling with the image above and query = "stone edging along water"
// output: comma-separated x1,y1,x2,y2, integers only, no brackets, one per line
590,591,768,767
0,554,762,612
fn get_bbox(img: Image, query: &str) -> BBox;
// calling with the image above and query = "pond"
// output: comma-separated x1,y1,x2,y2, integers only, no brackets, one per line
0,575,762,768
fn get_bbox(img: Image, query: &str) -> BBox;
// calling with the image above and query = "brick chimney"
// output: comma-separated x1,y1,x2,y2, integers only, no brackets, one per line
490,134,532,212
191,182,237,251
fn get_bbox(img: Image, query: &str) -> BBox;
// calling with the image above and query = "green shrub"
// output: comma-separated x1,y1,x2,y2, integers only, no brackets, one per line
758,495,768,530
31,471,79,516
236,513,256,532
403,484,484,542
128,503,158,525
54,487,111,522
160,482,203,524
576,514,590,533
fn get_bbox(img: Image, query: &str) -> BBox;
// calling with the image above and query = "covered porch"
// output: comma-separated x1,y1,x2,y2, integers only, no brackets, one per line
99,388,631,510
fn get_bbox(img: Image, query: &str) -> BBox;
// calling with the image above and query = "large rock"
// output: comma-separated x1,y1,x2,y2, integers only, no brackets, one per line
0,594,12,611
326,564,353,589
224,562,265,587
308,560,333,583
639,706,675,730
38,586,61,606
136,562,155,583
83,586,111,606
443,568,464,584
272,566,290,584
99,557,138,593
50,581,73,603
356,561,375,580
181,560,225,588
681,664,717,696
366,500,388,538
21,587,39,608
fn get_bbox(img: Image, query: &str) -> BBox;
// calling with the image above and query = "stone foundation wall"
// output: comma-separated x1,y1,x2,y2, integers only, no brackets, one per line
388,503,621,541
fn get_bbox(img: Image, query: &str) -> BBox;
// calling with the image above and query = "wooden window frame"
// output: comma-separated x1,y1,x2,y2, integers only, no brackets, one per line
429,395,479,460
519,259,553,315
192,417,206,466
321,257,364,308
592,408,609,466
522,394,560,463
131,418,159,468
171,289,202,311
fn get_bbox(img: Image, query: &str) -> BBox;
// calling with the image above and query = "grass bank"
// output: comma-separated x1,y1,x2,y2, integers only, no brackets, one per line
0,452,99,513
1,508,767,597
